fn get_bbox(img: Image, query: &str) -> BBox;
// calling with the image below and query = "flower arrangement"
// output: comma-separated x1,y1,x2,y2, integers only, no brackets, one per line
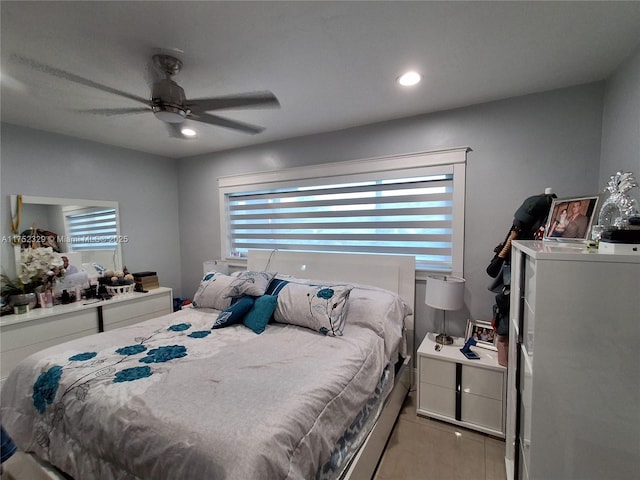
1,247,65,299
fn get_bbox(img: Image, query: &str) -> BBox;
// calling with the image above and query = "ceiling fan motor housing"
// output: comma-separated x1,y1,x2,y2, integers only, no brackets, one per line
151,79,189,123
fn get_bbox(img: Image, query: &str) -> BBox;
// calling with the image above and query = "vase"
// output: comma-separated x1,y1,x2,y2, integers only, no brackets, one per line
10,293,37,313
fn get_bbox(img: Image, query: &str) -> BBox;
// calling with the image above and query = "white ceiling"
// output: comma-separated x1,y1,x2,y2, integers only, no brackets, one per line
2,1,640,159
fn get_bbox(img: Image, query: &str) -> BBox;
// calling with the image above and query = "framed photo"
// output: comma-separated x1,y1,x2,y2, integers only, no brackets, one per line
543,196,599,242
465,319,497,350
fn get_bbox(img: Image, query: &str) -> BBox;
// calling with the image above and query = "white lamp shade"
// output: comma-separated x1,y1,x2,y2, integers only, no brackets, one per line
425,275,465,311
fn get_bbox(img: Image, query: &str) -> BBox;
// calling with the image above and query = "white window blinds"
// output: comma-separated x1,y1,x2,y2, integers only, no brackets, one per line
219,147,467,273
228,175,454,270
65,208,118,251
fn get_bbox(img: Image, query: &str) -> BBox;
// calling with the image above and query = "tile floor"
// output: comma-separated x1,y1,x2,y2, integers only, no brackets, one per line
374,391,507,480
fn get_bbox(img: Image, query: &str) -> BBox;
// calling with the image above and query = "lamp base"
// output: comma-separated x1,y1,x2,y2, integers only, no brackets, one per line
435,333,454,345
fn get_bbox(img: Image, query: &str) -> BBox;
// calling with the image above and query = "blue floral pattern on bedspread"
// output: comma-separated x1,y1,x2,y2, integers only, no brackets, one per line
114,366,153,383
32,366,63,414
188,330,211,338
116,344,148,356
167,323,191,332
68,352,97,362
30,322,199,417
139,345,187,363
27,319,213,454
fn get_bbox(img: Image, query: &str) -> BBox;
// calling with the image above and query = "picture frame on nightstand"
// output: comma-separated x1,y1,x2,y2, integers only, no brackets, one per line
465,319,497,350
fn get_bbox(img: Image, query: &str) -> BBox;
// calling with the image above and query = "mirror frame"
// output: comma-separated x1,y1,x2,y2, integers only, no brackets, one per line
10,195,123,273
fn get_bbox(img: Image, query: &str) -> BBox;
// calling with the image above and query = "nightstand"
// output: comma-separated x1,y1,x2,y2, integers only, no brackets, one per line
417,332,506,438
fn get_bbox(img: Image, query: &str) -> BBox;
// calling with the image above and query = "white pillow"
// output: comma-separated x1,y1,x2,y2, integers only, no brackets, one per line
273,282,353,336
192,272,237,310
193,270,277,310
344,285,412,361
229,270,276,297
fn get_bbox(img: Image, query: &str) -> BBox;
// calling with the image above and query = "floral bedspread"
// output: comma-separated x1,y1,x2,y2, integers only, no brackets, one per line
1,305,398,480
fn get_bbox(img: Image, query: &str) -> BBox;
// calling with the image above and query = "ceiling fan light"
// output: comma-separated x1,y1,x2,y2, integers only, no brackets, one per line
397,71,421,87
152,106,187,123
181,128,196,137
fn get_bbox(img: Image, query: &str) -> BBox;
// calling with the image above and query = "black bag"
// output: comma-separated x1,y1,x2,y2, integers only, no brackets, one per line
487,192,556,336
512,193,557,239
492,288,510,336
486,193,556,278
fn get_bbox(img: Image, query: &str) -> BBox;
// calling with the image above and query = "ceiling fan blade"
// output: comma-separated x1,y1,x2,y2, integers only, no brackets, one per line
165,123,195,140
188,91,280,113
10,54,150,106
191,112,265,135
74,107,151,116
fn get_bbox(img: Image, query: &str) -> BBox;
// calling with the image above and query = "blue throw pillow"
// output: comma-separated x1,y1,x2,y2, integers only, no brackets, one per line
243,295,278,334
212,296,255,329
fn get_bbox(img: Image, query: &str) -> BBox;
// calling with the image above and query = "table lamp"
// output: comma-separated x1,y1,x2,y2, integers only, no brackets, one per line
425,274,466,345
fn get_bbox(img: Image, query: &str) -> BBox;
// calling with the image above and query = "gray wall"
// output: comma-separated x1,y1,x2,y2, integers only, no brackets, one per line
600,46,640,186
0,124,183,295
178,82,605,342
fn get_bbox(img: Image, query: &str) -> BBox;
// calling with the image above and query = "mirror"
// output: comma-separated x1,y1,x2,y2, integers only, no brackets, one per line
10,195,123,275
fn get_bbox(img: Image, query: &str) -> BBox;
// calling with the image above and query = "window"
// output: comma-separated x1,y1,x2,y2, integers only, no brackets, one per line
64,207,119,251
219,148,467,273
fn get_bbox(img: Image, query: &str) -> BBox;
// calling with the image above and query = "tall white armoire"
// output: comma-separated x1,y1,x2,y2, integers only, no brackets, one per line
505,240,640,480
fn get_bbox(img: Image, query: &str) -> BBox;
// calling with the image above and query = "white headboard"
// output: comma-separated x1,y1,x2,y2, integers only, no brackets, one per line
247,249,416,344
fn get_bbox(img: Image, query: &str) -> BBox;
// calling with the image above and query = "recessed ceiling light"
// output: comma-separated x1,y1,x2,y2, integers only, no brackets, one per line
181,128,196,137
397,71,421,87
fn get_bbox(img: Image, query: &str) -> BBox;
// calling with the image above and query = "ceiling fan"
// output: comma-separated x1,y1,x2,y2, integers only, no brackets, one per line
10,53,280,138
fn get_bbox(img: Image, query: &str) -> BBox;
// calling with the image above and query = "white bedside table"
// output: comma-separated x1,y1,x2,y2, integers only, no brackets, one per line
417,332,506,438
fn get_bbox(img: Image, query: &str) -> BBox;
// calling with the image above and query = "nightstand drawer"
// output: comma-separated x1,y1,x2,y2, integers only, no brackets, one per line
461,392,503,431
419,356,456,388
461,364,503,400
419,382,456,417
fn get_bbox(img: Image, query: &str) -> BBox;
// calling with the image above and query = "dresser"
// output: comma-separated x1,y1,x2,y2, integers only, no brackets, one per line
0,287,173,387
505,240,640,480
417,332,506,437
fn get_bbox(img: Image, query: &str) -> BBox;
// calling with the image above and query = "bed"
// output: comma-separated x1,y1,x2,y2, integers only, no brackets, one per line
1,250,415,480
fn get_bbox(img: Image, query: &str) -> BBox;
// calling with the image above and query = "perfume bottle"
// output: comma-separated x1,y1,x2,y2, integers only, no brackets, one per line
61,289,71,304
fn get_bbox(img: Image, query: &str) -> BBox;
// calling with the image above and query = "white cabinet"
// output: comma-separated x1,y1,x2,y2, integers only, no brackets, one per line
417,333,506,437
0,287,173,386
505,241,640,480
102,290,173,331
1,309,99,384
